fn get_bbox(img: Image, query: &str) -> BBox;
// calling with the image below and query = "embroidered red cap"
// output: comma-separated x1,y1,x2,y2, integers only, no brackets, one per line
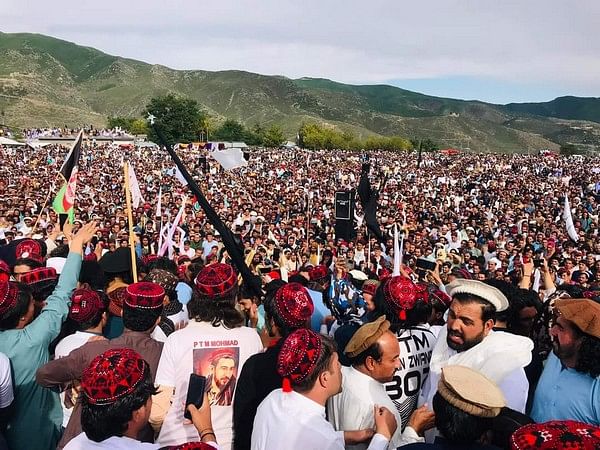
69,289,105,323
361,279,380,296
15,239,44,263
277,328,322,383
274,282,314,328
0,281,19,316
0,260,9,275
81,348,147,405
194,263,237,300
125,282,165,309
382,276,429,321
511,420,600,449
309,265,329,282
208,348,236,365
0,260,11,283
18,267,57,287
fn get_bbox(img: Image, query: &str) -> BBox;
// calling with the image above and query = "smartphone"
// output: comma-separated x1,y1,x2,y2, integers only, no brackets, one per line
533,259,543,268
184,373,206,420
416,258,437,272
259,267,272,274
58,214,69,232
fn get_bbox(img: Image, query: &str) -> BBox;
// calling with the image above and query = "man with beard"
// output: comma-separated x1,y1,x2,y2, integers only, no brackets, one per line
206,349,238,406
421,279,533,419
152,263,262,450
530,298,600,425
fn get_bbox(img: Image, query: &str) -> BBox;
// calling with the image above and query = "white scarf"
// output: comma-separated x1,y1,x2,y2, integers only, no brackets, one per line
429,327,533,383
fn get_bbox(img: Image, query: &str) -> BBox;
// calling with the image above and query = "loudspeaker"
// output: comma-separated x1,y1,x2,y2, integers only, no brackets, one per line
335,191,352,220
335,190,355,242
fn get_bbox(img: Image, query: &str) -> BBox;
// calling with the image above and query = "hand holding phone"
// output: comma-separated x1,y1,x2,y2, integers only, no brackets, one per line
184,374,206,421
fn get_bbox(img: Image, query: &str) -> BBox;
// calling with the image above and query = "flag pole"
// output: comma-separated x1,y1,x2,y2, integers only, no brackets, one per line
31,176,59,234
123,162,138,282
306,190,311,242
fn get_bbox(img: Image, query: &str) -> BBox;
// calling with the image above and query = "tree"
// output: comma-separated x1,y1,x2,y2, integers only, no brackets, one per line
212,119,247,142
145,94,205,145
107,116,134,130
245,123,265,146
415,138,440,152
197,115,216,141
129,118,149,136
263,125,285,147
559,143,581,156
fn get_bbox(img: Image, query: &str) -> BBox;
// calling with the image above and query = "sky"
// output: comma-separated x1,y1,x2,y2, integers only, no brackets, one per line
3,0,599,104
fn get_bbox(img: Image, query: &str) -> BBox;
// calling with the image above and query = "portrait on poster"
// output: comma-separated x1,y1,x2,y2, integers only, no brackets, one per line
193,347,239,406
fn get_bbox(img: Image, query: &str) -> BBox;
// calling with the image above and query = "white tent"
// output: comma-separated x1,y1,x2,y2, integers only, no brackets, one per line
0,136,25,146
136,141,159,149
27,140,53,148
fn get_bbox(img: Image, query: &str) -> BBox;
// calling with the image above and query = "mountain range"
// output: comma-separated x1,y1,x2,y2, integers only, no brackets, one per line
1,32,599,152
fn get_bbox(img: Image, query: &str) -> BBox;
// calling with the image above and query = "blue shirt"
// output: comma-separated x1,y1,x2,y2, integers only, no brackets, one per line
175,281,192,305
531,352,600,425
0,251,81,450
308,288,329,332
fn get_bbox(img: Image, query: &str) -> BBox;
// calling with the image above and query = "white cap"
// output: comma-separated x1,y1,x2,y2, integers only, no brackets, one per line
446,279,509,312
46,257,66,274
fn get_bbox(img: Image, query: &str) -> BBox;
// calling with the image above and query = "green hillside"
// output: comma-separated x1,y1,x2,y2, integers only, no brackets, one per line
504,96,600,123
1,32,599,152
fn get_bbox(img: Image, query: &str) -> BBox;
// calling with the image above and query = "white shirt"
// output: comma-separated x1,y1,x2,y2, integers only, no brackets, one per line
65,434,160,450
55,331,100,428
0,352,13,409
65,433,218,450
252,389,389,450
420,328,531,442
155,320,263,450
421,328,531,413
55,331,99,359
328,366,422,450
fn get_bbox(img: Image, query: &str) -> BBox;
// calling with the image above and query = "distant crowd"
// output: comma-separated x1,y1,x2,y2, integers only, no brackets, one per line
0,139,600,450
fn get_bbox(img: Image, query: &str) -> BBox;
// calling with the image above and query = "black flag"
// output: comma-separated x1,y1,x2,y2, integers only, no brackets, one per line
150,122,262,297
357,160,385,242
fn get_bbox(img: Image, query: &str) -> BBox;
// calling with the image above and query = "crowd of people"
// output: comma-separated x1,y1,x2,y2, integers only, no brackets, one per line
19,127,133,141
0,137,600,450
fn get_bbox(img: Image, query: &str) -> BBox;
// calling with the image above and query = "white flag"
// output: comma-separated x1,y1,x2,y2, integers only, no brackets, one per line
159,197,187,257
128,163,144,208
209,148,248,171
563,195,579,242
155,187,162,218
392,224,401,276
174,167,188,186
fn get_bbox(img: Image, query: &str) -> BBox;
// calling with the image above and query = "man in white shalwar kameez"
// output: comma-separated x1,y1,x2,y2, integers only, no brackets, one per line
419,280,533,442
328,316,434,449
252,329,397,450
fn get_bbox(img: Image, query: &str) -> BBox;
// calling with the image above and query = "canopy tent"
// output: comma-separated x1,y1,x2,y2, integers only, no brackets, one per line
136,141,159,149
0,136,25,146
27,140,53,148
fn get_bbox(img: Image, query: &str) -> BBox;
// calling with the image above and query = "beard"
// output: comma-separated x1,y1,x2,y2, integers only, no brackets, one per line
447,329,485,352
552,340,577,362
216,376,232,389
